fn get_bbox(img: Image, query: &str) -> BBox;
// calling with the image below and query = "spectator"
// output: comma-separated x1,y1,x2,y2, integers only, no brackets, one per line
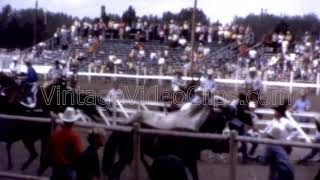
48,107,83,180
106,82,124,101
47,60,63,82
60,25,69,50
75,128,105,180
60,60,69,78
9,56,21,77
291,91,311,122
201,69,216,94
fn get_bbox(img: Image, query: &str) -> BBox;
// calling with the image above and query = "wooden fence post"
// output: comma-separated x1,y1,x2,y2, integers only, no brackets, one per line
229,130,238,180
133,123,141,180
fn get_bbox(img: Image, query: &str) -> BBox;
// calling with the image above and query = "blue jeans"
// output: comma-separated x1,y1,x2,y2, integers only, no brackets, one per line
51,165,76,180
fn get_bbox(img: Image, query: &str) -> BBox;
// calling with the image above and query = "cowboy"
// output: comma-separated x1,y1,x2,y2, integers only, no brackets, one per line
245,67,263,92
21,60,38,104
229,93,254,162
171,70,186,92
246,101,259,155
257,125,295,180
75,128,105,180
47,60,63,82
191,87,205,104
201,69,216,94
291,90,311,122
60,60,69,78
261,105,299,154
48,107,83,180
9,56,21,77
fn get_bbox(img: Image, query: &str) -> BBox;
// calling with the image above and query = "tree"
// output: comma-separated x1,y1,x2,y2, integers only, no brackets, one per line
122,6,136,25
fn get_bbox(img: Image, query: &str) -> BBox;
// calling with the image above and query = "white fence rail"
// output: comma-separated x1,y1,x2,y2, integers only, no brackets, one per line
2,66,320,91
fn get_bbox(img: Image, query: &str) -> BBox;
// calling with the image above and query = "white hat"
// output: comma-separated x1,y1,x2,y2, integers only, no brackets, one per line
195,87,203,93
114,59,122,65
60,60,67,64
249,67,256,72
58,107,80,123
12,56,19,61
207,69,214,75
158,57,165,65
173,85,180,92
249,101,256,109
266,124,282,139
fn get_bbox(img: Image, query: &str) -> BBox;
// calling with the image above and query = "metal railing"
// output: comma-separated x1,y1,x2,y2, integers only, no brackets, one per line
0,113,319,180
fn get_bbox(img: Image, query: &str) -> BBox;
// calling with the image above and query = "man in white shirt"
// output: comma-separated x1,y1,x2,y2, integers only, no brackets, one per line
261,105,299,144
245,67,263,93
9,56,21,76
47,60,63,82
201,69,216,94
106,82,124,116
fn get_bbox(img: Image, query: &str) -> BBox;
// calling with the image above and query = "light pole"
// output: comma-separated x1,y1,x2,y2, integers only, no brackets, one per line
190,0,197,78
33,0,38,45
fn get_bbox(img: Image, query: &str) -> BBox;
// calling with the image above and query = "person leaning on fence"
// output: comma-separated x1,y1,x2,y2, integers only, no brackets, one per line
75,128,105,180
257,125,295,180
47,107,83,180
296,118,320,164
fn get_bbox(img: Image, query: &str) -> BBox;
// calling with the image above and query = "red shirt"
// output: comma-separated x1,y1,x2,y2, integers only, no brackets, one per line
49,127,83,166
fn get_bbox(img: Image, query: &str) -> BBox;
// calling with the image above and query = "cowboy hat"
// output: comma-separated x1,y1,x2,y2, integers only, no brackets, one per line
266,124,282,139
12,56,19,61
59,60,67,64
207,69,214,75
195,87,203,93
58,107,80,123
248,101,256,109
249,67,256,72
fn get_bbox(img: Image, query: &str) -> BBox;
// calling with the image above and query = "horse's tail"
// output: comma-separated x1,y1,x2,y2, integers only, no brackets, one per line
102,132,121,176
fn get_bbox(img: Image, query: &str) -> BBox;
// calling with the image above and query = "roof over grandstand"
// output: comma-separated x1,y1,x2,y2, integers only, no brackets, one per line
2,0,320,23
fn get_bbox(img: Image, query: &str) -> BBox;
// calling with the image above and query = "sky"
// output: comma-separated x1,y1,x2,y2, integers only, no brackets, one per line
1,0,320,23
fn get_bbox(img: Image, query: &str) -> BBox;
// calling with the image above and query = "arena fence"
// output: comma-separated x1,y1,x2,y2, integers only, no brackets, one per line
0,113,320,180
2,66,320,95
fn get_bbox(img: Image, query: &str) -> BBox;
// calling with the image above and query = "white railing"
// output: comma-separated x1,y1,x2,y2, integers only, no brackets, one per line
2,66,320,92
103,98,318,141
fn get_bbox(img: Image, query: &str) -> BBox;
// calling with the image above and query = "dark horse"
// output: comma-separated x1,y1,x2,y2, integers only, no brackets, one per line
102,104,234,180
0,72,107,173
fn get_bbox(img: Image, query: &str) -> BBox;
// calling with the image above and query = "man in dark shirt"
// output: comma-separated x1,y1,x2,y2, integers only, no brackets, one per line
76,129,105,180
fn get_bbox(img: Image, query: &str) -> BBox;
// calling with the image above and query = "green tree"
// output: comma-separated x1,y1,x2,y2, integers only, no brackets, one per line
122,6,136,25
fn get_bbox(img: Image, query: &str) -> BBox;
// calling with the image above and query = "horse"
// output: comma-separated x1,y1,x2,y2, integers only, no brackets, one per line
102,104,235,180
160,80,200,112
0,72,108,172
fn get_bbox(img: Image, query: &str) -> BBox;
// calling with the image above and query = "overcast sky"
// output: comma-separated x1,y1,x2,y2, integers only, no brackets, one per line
1,0,320,23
